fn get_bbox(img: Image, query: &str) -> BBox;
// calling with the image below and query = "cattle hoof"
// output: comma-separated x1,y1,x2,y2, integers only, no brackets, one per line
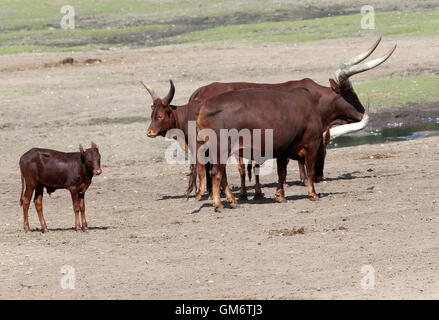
253,193,264,200
315,176,324,183
229,201,238,209
275,190,286,203
308,193,319,201
214,205,224,212
275,197,287,203
82,227,88,232
195,193,204,201
42,228,49,233
239,193,248,200
23,226,30,233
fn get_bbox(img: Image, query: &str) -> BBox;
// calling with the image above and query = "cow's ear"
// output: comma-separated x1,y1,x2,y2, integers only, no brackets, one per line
79,144,85,153
329,79,340,94
91,142,98,149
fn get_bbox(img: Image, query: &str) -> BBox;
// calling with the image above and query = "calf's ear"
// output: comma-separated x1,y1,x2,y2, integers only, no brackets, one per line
91,142,98,149
79,144,85,153
329,79,341,94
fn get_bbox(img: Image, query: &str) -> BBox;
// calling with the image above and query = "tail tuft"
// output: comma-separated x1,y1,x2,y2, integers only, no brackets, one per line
184,164,198,200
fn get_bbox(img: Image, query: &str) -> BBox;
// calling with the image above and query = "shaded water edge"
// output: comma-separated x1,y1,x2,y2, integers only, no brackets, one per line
329,120,439,149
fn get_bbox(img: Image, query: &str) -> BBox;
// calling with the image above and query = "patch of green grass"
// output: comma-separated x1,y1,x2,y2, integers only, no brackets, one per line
356,75,439,108
0,44,96,55
0,0,438,54
0,24,168,41
0,0,282,30
166,9,439,45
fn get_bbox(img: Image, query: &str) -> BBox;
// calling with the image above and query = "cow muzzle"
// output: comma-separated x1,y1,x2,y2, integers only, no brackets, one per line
147,129,158,138
93,168,102,176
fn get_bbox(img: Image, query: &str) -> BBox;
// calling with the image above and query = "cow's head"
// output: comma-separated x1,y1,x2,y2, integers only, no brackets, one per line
141,80,176,138
327,37,396,137
80,142,102,176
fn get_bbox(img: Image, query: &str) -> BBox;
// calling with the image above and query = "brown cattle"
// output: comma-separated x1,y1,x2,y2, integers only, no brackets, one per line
143,38,395,200
189,37,395,187
19,143,102,233
142,79,365,201
195,87,326,212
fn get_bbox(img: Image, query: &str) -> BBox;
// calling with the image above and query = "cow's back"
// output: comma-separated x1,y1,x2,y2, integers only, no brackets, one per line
189,79,324,104
197,88,321,155
20,148,82,188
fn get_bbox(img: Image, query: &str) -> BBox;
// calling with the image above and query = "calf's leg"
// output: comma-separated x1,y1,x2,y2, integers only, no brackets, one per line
21,182,34,233
79,193,88,231
34,185,48,233
70,191,81,231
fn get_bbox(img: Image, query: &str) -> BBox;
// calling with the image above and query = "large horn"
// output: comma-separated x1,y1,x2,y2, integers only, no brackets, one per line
329,100,370,140
335,37,396,86
162,79,175,106
140,81,159,101
336,44,396,85
342,36,381,68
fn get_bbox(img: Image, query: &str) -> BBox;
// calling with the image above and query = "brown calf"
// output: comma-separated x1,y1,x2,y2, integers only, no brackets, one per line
19,143,102,233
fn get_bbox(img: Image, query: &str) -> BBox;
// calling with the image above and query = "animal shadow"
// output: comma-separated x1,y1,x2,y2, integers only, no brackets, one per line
29,226,111,233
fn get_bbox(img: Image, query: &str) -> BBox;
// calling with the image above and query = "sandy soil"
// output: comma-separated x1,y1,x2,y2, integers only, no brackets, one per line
0,36,438,299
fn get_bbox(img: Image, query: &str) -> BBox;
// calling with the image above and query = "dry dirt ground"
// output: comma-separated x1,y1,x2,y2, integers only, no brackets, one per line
0,36,438,299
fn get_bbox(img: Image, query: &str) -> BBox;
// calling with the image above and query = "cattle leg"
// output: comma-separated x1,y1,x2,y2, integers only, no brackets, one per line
211,164,225,212
304,144,320,200
34,185,48,233
206,163,213,199
314,142,326,183
298,162,307,184
275,157,288,202
220,168,238,209
70,191,81,231
237,158,248,200
253,164,264,200
195,164,206,201
21,183,34,233
79,193,88,231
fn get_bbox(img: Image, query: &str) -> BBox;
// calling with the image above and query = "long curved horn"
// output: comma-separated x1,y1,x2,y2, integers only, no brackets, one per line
336,44,396,85
140,81,159,101
329,100,370,140
162,79,175,106
342,36,381,68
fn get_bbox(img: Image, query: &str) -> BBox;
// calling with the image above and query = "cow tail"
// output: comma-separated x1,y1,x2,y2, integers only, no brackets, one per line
247,163,252,182
19,173,24,206
184,164,198,200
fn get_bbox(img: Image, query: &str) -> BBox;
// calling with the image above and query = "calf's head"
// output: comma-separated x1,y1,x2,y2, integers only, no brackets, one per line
141,80,176,138
329,37,396,122
80,142,102,176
